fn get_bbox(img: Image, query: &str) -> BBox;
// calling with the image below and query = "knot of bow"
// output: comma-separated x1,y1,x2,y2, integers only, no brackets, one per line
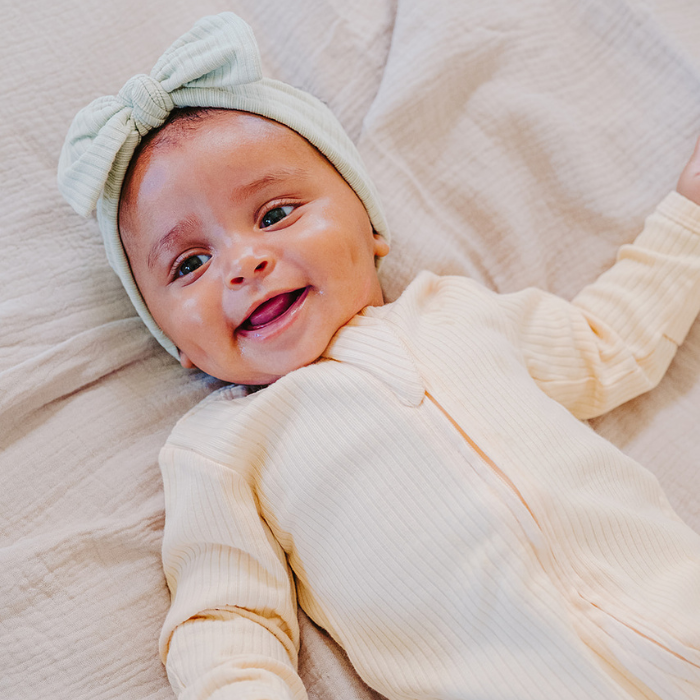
119,74,175,136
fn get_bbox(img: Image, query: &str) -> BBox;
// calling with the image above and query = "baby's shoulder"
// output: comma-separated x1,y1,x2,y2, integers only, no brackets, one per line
166,383,263,447
381,271,500,329
184,382,257,416
392,271,494,306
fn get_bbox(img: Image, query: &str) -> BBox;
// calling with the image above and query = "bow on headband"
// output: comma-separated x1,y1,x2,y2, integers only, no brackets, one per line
57,12,388,361
58,13,262,217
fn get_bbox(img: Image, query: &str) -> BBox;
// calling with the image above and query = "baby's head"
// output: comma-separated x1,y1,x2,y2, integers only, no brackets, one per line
58,13,389,385
119,107,389,384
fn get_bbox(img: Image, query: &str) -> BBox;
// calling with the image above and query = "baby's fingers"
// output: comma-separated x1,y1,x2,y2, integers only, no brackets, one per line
676,135,700,205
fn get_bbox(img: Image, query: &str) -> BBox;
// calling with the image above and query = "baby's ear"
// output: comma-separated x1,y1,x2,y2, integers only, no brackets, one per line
179,350,196,370
373,232,390,259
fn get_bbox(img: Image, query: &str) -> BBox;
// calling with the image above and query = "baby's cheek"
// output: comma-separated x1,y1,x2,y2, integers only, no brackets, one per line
181,297,206,326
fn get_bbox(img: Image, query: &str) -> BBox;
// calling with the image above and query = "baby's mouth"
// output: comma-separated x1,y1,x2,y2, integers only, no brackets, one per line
239,287,308,331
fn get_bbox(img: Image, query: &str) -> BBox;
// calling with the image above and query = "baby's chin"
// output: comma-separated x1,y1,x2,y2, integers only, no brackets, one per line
202,349,327,387
180,307,345,385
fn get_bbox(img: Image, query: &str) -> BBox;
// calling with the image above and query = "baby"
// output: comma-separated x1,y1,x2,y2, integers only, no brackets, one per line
59,12,700,700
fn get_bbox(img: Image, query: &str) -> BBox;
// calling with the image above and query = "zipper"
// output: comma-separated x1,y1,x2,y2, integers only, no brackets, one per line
426,392,700,674
424,389,540,527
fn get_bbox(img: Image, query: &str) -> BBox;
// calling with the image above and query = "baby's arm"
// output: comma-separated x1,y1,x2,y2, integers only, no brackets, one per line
158,440,306,700
496,140,700,419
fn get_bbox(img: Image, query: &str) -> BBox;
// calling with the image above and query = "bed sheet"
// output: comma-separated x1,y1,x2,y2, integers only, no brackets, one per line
2,1,699,699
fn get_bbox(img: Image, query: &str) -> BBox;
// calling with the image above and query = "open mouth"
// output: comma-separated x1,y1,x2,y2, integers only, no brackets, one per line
239,287,308,332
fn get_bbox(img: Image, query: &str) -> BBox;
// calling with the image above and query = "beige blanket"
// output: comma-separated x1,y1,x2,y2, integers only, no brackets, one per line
2,1,699,698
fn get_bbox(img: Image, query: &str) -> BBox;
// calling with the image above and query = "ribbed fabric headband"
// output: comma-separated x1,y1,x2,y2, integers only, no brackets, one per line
57,12,389,360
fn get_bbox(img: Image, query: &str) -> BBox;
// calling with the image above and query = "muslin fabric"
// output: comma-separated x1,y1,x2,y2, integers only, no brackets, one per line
7,3,700,700
56,12,389,359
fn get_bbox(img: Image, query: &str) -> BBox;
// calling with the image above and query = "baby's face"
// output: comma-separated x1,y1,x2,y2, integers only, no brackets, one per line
119,110,389,385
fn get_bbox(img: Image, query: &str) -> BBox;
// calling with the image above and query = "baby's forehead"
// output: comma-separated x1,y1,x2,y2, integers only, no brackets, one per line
143,108,246,154
156,108,307,149
132,108,329,179
119,108,337,240
123,111,275,201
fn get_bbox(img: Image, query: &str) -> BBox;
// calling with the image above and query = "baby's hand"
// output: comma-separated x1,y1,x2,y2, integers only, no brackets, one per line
676,135,700,205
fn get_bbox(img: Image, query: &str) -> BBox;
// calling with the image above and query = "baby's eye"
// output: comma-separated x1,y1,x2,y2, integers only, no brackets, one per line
260,205,294,229
176,253,211,278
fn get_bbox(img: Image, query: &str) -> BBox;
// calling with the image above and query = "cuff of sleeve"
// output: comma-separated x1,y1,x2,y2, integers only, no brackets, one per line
654,192,700,345
657,190,700,233
619,191,700,346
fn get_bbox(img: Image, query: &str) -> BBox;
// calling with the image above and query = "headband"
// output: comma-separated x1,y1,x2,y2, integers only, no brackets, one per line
57,12,389,359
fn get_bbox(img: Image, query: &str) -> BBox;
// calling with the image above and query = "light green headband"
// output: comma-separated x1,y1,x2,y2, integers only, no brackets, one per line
57,12,389,360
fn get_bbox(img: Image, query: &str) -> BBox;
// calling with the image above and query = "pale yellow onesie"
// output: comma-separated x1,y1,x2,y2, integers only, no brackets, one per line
159,192,700,700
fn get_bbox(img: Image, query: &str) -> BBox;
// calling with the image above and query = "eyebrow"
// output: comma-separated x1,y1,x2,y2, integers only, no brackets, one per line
147,217,198,271
235,167,309,200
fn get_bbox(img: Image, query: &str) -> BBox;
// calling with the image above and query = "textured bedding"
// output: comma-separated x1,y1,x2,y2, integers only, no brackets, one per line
1,1,699,699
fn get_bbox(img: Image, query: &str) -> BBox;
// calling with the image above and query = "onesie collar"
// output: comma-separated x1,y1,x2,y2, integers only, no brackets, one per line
321,311,426,407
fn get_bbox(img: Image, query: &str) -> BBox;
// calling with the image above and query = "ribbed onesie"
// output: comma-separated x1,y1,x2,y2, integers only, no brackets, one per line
159,192,700,700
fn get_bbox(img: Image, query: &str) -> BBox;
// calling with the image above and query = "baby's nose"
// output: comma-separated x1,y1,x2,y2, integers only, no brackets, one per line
230,260,268,286
226,247,273,287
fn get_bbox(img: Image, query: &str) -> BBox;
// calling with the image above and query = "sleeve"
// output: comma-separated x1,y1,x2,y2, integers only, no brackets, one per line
498,191,700,419
157,443,308,700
